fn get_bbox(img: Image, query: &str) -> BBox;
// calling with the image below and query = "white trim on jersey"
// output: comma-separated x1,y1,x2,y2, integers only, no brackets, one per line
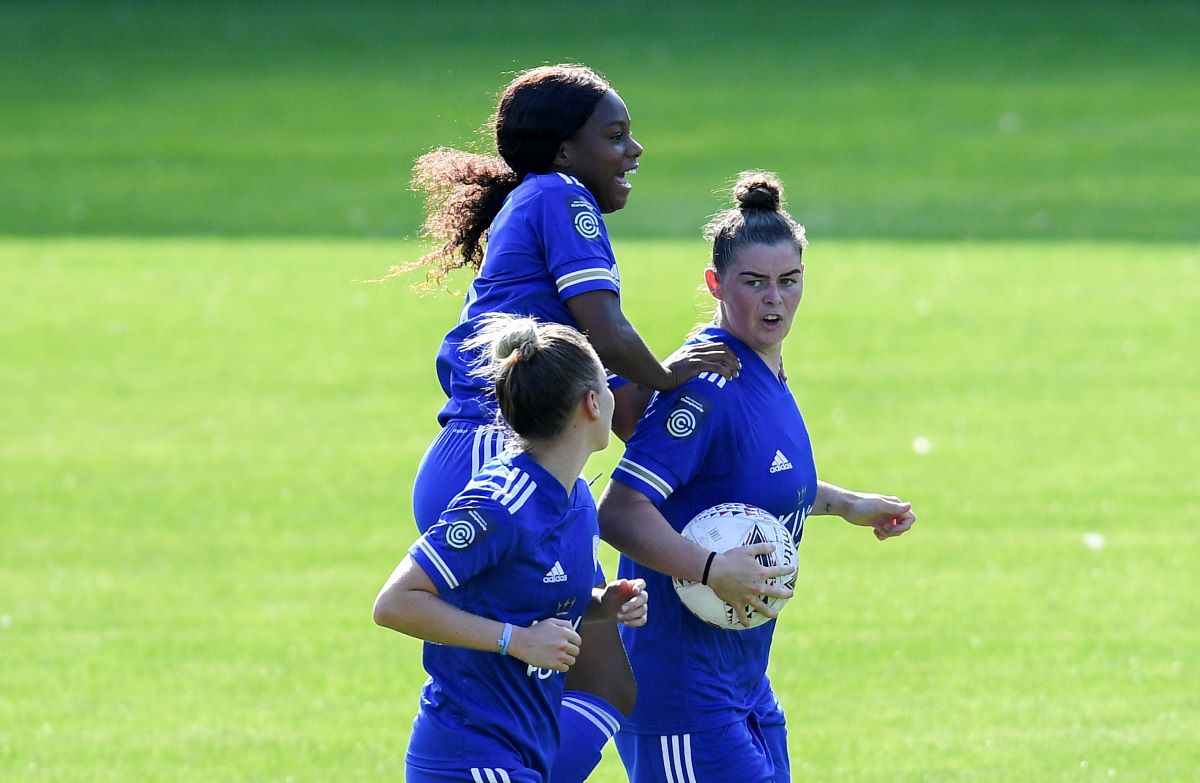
555,267,617,294
555,172,583,188
494,468,538,515
697,371,728,388
414,537,459,590
472,427,504,476
614,457,672,500
470,768,512,783
659,734,697,783
560,695,621,739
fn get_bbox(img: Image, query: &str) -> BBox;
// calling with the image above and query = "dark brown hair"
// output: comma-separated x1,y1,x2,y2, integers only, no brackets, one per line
464,315,604,443
704,171,808,276
391,65,611,288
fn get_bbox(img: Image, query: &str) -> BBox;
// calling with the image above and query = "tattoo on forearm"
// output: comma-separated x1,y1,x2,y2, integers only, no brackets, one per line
824,502,832,514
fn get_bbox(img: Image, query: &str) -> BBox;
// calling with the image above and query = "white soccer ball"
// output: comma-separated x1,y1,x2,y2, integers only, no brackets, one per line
673,503,798,630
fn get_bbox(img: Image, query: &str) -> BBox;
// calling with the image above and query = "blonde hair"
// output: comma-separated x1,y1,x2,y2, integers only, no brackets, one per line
464,315,604,442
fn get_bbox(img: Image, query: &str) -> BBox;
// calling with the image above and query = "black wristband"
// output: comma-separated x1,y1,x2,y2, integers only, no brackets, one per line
701,551,717,586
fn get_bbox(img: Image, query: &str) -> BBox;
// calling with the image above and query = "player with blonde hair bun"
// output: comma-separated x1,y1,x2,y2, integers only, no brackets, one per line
375,315,648,783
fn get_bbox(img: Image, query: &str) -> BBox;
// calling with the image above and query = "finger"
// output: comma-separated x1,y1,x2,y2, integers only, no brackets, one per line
757,583,793,599
736,542,775,557
746,597,778,620
563,642,580,658
764,564,796,579
700,361,737,379
618,607,647,625
565,629,582,646
621,594,647,613
732,602,752,627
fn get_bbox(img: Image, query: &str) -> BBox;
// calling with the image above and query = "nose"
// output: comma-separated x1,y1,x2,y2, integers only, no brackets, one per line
628,134,644,159
763,283,782,304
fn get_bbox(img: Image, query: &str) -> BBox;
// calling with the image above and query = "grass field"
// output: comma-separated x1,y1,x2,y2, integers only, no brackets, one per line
3,0,1200,781
3,237,1197,781
2,1,1198,241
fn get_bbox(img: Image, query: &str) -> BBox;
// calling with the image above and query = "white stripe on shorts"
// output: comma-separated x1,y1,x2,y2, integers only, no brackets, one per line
659,734,696,783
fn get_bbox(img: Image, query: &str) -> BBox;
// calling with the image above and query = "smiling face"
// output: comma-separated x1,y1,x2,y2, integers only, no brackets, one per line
554,90,643,213
706,240,805,365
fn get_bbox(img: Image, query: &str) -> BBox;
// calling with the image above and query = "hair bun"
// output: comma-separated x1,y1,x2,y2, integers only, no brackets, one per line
492,317,541,362
733,171,783,212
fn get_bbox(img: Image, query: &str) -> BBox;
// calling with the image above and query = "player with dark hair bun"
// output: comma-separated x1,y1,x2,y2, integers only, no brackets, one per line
394,65,775,783
375,315,649,783
599,171,917,783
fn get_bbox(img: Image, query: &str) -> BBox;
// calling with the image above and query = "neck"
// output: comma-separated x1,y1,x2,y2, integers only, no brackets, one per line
523,432,593,496
712,312,784,376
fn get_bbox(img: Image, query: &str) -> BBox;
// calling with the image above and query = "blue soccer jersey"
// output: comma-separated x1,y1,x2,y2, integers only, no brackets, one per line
435,172,624,425
406,451,604,777
609,326,818,735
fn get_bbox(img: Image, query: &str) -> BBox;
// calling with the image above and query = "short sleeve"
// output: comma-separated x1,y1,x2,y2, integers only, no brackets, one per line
611,381,726,506
409,504,517,593
538,182,620,302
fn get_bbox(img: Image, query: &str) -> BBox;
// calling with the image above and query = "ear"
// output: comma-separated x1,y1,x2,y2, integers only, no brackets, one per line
581,388,601,421
704,268,723,300
554,140,572,169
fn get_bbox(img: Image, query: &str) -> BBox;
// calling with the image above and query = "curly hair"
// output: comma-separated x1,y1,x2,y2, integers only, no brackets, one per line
389,65,611,288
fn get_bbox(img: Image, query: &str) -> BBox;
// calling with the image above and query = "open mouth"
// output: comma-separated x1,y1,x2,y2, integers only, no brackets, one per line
762,314,785,327
615,167,637,189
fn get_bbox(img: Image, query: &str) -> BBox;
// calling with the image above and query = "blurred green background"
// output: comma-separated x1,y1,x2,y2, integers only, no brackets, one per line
3,2,1198,782
3,0,1198,240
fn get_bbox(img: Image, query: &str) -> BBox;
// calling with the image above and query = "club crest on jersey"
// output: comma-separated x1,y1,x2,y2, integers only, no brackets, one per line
442,509,491,550
567,197,602,240
665,393,708,439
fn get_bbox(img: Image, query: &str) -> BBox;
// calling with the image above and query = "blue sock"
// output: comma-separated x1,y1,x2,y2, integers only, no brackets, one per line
550,691,624,783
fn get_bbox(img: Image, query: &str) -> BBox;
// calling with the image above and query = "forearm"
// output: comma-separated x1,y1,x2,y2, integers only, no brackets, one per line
582,587,610,624
588,317,674,392
375,587,505,651
373,559,505,653
814,480,857,518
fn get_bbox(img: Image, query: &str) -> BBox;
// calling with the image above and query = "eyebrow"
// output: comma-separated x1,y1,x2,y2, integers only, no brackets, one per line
737,269,803,279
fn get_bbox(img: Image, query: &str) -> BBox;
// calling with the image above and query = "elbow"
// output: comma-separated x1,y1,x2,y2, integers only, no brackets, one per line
373,593,399,630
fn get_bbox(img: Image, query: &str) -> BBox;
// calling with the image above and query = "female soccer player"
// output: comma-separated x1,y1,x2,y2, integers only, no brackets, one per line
598,172,918,783
397,64,772,782
374,316,649,783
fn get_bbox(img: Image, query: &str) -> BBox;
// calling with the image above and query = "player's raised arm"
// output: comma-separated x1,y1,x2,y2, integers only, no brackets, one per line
567,290,740,392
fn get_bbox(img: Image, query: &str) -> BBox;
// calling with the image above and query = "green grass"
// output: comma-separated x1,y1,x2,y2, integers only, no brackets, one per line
3,237,1198,781
4,1,1199,779
2,0,1198,240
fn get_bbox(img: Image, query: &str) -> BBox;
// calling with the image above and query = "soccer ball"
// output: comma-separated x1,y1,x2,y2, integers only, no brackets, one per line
673,503,797,630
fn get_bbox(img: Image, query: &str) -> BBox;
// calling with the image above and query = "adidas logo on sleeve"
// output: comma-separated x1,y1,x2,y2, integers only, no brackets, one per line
769,450,793,473
543,561,568,583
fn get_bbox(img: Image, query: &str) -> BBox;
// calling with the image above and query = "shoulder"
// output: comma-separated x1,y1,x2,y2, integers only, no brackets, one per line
452,457,541,518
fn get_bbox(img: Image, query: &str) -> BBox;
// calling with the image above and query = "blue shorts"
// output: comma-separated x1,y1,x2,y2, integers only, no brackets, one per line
412,420,507,532
751,685,790,783
405,761,540,783
615,688,789,783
